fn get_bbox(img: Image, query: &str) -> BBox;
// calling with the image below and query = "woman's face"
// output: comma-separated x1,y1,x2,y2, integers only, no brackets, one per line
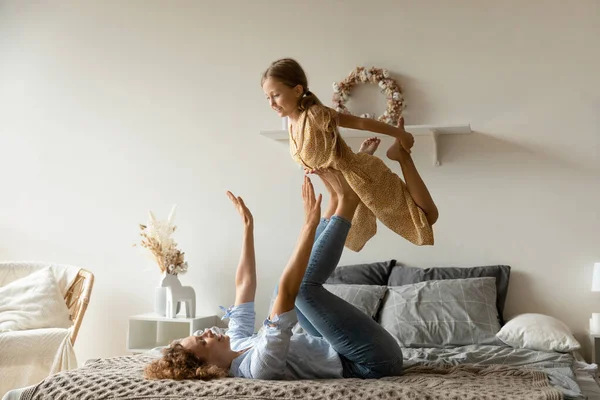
262,77,303,118
179,329,231,364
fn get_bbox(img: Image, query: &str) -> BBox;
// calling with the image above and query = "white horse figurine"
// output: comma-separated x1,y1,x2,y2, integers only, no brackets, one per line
160,272,196,318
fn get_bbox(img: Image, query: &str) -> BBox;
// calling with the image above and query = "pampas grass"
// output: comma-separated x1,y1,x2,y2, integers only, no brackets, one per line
136,205,188,275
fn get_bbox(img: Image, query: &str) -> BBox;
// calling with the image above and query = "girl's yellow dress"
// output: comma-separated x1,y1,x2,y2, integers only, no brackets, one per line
289,105,433,252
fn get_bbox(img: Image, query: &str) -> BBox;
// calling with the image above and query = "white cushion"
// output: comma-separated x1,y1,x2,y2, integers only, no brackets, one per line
0,261,81,297
496,313,580,352
0,266,73,332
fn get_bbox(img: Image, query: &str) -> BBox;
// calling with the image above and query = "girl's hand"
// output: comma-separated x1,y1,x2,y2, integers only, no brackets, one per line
226,191,253,227
302,176,322,228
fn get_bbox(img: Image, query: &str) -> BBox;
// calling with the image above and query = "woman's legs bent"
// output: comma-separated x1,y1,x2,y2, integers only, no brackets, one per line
295,169,403,378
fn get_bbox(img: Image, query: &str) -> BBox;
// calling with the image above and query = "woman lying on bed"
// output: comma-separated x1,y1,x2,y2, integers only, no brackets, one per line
145,169,405,380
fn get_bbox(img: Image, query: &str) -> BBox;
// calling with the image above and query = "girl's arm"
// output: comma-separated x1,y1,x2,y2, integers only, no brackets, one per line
337,112,414,152
226,191,257,306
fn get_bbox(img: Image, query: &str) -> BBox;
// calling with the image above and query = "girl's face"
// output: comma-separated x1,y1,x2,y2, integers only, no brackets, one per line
262,77,303,118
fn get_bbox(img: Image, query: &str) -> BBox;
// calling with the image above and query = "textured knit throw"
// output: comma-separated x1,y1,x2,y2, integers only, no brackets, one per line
21,355,562,400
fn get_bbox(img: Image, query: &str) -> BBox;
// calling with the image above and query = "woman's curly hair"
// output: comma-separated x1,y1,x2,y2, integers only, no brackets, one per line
144,342,228,381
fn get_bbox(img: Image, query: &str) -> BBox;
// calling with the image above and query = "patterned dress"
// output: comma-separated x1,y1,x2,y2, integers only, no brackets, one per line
288,105,433,251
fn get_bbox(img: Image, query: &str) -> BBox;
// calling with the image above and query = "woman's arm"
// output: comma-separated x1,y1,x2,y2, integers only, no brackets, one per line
226,191,257,306
269,176,322,319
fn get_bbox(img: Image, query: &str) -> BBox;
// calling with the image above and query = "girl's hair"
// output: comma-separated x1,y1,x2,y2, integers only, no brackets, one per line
144,342,228,381
261,58,338,167
261,58,322,112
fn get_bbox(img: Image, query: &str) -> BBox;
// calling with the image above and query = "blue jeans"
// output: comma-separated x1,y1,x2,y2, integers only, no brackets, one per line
285,216,404,379
271,218,332,337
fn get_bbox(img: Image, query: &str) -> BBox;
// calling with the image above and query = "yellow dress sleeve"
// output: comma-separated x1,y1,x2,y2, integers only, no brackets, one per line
289,105,341,170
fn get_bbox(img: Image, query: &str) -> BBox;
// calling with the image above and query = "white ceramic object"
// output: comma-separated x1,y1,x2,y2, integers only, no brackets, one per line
159,272,196,318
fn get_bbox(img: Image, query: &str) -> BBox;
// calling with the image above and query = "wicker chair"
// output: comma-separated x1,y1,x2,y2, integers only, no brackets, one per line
0,263,94,396
64,268,94,345
0,263,94,344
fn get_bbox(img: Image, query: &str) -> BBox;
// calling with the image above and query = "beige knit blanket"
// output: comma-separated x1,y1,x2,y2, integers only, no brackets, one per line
21,355,563,400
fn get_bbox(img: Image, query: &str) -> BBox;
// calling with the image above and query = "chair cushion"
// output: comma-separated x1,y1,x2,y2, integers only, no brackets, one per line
0,267,73,332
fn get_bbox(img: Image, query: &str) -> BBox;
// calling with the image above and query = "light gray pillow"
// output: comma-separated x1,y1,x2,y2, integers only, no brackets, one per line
269,284,387,320
388,264,511,325
325,260,396,286
323,284,388,319
378,277,501,348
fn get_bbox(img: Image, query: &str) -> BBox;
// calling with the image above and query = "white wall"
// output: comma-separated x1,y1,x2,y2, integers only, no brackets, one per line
1,0,598,363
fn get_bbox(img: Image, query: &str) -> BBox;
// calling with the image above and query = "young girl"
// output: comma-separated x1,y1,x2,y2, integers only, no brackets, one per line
261,58,438,251
144,170,404,380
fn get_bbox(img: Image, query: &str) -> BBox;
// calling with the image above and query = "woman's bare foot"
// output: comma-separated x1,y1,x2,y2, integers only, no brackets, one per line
358,137,381,155
316,169,360,221
316,169,359,203
306,168,335,197
306,168,338,218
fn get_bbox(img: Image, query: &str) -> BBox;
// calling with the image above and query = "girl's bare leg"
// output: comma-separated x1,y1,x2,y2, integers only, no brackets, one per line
386,118,439,225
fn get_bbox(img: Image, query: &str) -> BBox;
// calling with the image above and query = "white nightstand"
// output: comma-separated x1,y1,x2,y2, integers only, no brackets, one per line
591,333,600,365
126,313,224,354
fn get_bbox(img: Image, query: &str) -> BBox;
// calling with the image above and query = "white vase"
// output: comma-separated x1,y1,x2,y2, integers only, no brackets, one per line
154,272,181,316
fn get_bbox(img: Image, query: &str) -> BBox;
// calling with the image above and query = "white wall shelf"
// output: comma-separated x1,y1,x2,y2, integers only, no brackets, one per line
260,124,472,166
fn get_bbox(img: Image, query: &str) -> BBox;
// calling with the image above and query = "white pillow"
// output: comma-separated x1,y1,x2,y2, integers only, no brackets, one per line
0,266,73,332
496,313,580,352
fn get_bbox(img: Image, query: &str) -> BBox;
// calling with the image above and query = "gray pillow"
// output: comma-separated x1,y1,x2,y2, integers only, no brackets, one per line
378,277,501,348
325,260,396,286
269,284,388,320
388,264,510,325
323,284,388,319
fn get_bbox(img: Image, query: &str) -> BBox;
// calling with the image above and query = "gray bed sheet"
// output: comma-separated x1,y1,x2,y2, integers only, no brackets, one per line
402,344,584,399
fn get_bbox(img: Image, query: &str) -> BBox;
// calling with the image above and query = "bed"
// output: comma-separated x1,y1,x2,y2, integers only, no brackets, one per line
5,261,600,400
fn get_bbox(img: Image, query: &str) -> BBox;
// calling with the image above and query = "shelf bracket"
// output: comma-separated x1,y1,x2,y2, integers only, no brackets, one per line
431,129,440,166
